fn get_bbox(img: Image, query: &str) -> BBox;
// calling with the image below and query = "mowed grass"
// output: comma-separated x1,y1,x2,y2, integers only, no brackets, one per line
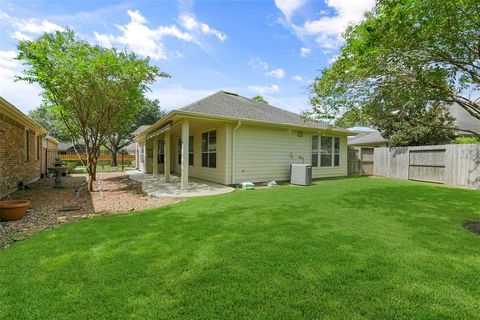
1,178,479,319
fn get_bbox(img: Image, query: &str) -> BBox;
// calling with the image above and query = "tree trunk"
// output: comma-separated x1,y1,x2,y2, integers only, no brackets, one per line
111,151,118,167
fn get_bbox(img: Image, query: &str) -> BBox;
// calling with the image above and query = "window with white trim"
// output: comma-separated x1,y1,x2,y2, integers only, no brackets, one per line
202,130,216,168
158,140,165,164
311,136,341,167
334,137,340,166
311,135,318,167
320,136,333,167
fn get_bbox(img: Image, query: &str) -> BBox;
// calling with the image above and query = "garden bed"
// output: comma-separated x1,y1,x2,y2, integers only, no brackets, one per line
0,172,181,247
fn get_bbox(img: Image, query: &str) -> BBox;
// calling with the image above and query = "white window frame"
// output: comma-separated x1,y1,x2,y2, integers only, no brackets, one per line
158,140,165,165
201,129,217,168
311,135,341,168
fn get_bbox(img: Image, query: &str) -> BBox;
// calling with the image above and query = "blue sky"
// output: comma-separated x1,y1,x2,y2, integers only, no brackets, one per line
0,0,374,114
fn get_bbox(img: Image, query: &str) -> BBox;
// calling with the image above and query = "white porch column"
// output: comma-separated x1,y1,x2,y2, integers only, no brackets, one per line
152,136,158,177
164,130,171,183
181,119,189,189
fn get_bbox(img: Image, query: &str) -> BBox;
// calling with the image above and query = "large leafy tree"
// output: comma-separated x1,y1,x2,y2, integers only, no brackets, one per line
104,98,166,166
310,0,480,145
17,30,165,191
28,104,70,142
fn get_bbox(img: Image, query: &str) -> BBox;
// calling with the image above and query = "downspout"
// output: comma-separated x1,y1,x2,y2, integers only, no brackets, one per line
231,121,242,185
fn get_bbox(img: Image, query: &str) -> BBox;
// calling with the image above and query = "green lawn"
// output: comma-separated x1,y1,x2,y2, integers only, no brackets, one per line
1,178,479,319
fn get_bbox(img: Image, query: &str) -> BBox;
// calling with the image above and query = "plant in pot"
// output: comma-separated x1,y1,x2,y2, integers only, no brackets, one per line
0,200,30,221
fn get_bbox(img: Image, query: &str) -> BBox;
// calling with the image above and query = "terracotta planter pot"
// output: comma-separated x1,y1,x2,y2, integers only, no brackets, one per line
0,200,30,221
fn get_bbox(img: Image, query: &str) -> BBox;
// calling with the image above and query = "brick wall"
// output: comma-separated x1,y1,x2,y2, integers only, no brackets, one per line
0,114,42,197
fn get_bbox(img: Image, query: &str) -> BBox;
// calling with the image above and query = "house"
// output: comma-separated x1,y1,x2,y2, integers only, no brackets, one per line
0,97,48,198
348,103,479,148
133,91,353,188
447,103,480,137
58,138,86,153
348,130,388,148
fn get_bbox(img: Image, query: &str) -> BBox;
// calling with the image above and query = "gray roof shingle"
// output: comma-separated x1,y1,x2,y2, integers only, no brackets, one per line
132,125,151,135
448,103,480,136
348,130,388,146
179,91,338,130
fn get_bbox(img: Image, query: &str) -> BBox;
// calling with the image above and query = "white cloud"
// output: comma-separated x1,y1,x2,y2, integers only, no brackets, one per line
300,47,310,58
0,50,42,113
248,84,280,94
179,15,227,42
94,10,192,60
94,10,226,60
266,68,286,79
12,31,32,41
15,19,65,34
283,0,375,49
292,75,303,81
1,13,64,41
274,0,306,21
248,57,269,70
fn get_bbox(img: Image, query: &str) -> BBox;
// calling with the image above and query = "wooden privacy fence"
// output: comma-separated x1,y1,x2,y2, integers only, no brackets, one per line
373,144,480,189
347,147,375,176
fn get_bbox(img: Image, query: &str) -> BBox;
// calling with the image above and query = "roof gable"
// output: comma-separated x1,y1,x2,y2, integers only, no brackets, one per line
179,91,334,130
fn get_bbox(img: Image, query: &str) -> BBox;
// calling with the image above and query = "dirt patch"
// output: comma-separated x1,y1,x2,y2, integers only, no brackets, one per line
464,221,480,235
1,172,181,247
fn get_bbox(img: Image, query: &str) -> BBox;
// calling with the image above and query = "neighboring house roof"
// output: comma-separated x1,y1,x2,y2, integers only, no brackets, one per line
132,125,151,135
124,142,136,152
348,130,388,146
58,138,86,150
447,103,480,136
135,91,352,139
0,96,47,135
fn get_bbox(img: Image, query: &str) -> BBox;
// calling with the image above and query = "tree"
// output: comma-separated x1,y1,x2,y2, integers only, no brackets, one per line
309,0,480,145
17,30,167,191
252,95,269,104
104,98,166,166
28,104,70,142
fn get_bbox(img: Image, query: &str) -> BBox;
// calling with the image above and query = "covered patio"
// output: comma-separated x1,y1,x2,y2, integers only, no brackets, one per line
127,171,234,198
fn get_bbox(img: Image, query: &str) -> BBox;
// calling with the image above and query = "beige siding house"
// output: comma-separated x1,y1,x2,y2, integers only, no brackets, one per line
134,91,353,188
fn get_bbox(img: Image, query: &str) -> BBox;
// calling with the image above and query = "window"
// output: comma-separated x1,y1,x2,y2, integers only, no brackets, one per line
320,137,333,167
158,140,165,164
334,137,340,167
311,135,318,167
311,136,341,167
177,136,194,166
189,136,194,166
36,136,41,160
25,130,30,161
202,130,216,168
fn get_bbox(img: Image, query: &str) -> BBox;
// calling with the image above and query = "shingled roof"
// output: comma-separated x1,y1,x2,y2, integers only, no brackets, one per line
179,91,339,130
348,130,388,146
447,103,480,136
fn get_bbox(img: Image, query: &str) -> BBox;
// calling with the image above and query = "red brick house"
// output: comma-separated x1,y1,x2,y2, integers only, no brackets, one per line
0,97,49,198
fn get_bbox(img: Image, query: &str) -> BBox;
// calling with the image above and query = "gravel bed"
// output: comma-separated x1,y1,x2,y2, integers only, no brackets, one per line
1,172,181,247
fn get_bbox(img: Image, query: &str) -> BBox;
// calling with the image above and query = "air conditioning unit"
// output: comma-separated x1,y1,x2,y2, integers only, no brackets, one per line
290,164,312,186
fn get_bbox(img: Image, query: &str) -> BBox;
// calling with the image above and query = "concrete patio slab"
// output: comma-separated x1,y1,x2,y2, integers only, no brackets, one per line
127,171,235,198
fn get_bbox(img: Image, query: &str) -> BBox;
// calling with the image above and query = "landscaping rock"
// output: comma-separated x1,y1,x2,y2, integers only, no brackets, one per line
1,172,181,247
